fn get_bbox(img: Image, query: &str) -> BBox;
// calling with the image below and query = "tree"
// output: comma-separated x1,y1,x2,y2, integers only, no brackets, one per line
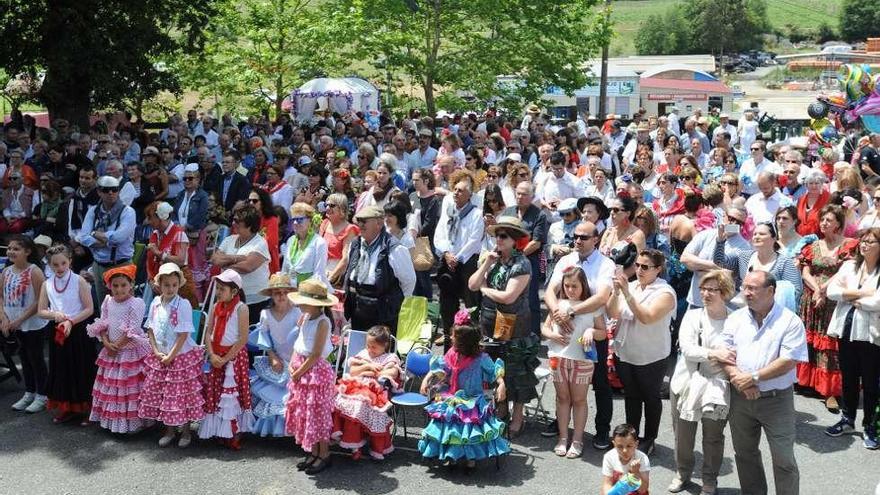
634,0,768,56
0,0,214,129
839,0,880,42
176,0,345,118
322,0,610,116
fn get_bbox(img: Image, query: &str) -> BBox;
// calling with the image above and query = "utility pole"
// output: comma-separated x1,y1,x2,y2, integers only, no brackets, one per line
597,0,611,122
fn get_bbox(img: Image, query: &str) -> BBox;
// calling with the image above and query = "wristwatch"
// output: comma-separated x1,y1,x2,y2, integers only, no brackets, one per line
751,371,760,384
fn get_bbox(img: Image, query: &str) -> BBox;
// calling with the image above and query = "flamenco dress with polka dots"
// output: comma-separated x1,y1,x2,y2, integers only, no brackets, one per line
285,314,336,452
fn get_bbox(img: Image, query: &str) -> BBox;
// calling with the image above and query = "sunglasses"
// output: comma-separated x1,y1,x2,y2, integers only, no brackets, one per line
291,216,308,224
573,234,594,241
183,176,197,182
634,262,656,270
727,216,745,225
248,198,260,204
608,207,623,213
99,187,119,193
9,176,21,181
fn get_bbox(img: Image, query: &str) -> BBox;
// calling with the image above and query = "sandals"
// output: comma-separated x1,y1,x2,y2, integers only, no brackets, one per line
554,438,569,456
566,441,584,459
296,455,318,471
305,456,332,475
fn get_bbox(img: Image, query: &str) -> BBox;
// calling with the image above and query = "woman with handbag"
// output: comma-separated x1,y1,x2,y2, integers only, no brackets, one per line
468,216,539,439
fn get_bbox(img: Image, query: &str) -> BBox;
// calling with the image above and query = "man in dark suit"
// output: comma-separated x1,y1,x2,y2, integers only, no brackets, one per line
216,149,251,218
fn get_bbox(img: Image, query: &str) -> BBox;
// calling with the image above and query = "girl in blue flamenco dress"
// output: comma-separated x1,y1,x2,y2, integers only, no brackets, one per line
418,321,510,471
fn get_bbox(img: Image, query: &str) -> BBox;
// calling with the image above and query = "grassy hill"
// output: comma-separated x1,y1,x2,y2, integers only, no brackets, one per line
608,0,843,56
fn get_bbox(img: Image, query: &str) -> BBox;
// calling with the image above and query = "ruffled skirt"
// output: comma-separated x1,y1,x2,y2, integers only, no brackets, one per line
138,347,205,426
418,390,510,461
331,376,394,458
285,354,336,451
250,355,290,437
199,346,254,439
798,288,841,398
90,340,151,433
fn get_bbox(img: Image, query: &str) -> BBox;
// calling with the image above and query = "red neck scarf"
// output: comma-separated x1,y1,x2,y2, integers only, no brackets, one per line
211,295,241,350
147,223,184,278
443,348,476,392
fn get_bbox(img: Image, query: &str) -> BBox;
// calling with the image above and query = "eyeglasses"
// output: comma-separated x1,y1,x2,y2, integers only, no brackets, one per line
183,176,197,182
634,262,657,271
99,187,119,193
861,239,879,246
700,286,722,294
326,203,339,210
248,198,260,204
573,234,594,241
720,180,737,186
291,216,308,224
727,216,745,225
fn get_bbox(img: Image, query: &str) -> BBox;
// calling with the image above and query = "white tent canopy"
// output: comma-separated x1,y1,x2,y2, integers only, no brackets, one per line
291,78,379,123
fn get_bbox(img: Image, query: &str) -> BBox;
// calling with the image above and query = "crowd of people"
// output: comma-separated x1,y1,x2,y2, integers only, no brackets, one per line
1,104,880,493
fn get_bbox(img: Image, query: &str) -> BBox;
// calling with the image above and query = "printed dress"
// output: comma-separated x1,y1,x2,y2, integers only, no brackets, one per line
331,350,402,459
285,314,336,452
797,238,858,398
418,352,510,461
138,295,205,426
87,296,150,433
199,301,255,439
249,306,300,437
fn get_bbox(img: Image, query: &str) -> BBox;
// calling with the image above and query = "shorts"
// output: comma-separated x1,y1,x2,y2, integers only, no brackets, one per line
551,357,594,386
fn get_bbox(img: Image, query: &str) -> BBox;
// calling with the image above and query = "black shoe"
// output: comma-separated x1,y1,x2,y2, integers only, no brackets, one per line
540,419,559,437
296,455,318,471
305,456,332,475
592,433,610,450
639,438,656,456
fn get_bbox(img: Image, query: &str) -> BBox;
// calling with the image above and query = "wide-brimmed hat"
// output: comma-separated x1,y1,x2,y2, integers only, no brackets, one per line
153,262,186,285
527,104,541,114
103,264,137,287
636,122,650,132
288,278,338,307
486,216,530,239
214,268,242,289
577,196,610,220
259,272,296,296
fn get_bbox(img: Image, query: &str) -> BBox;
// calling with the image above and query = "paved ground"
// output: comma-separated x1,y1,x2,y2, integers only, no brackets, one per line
0,359,877,495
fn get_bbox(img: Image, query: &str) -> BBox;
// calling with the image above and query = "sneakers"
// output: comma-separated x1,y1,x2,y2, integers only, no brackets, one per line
825,417,855,437
592,433,610,450
864,428,879,450
540,419,559,438
11,392,34,411
24,395,47,413
667,475,689,493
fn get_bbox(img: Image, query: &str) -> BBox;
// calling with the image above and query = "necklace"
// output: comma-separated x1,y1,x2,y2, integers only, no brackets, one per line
54,271,72,293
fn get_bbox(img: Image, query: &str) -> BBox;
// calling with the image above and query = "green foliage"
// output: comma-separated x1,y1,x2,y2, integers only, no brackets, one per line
0,0,215,126
175,0,346,118
633,0,768,55
816,22,837,44
321,0,610,116
839,0,880,42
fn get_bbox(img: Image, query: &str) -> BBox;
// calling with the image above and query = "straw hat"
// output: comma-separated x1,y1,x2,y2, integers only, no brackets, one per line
103,264,137,287
288,278,338,307
259,272,296,296
153,262,185,285
527,104,541,114
486,216,530,239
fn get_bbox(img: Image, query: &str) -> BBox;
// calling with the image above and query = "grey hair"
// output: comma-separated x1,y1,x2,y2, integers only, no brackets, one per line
805,169,828,184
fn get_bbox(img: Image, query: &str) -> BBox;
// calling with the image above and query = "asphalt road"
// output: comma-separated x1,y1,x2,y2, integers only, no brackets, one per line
0,361,877,495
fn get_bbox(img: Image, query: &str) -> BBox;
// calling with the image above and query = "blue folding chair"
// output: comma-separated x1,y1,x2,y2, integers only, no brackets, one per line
390,345,432,439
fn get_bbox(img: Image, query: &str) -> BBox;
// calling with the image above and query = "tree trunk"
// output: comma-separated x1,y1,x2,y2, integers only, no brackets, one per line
424,73,435,117
41,66,91,131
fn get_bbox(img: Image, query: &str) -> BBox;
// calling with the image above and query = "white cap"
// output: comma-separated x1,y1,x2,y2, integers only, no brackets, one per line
97,176,120,188
507,153,522,163
34,235,52,248
156,202,173,221
299,156,312,165
557,198,578,213
215,268,243,289
184,163,199,173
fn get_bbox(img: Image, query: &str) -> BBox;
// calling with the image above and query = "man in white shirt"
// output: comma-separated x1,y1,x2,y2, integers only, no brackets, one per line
343,205,416,333
543,221,616,449
200,116,220,148
408,128,438,170
433,172,484,337
622,122,652,167
667,107,681,136
712,113,738,147
744,172,793,224
739,140,782,196
105,160,135,206
536,151,584,221
721,270,806,495
689,137,711,171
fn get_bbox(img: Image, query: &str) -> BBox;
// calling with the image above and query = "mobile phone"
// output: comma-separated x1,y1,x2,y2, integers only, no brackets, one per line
724,223,740,235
